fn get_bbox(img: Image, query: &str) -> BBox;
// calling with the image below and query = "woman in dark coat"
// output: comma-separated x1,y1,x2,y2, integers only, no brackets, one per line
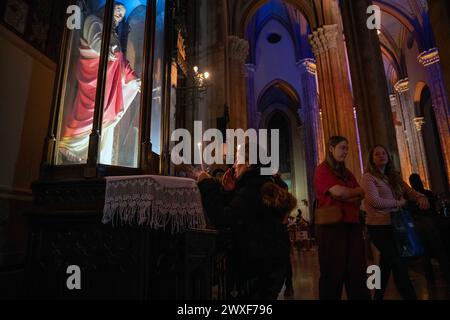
198,147,296,300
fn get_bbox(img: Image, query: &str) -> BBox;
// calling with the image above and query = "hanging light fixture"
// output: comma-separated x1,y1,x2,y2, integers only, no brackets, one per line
192,66,211,89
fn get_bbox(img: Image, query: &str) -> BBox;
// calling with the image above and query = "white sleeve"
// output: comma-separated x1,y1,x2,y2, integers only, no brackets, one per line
83,15,103,55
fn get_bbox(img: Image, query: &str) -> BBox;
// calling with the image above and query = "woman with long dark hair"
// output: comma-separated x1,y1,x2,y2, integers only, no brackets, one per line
314,136,370,300
361,145,429,300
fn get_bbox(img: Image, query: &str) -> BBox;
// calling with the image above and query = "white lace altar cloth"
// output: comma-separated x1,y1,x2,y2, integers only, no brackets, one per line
102,175,206,233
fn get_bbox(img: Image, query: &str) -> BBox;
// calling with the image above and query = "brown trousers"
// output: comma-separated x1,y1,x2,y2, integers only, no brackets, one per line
316,223,371,300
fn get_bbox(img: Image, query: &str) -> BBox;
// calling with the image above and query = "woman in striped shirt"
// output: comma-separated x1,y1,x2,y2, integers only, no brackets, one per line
361,145,429,300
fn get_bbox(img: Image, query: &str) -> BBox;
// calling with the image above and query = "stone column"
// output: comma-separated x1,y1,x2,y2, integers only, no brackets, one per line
297,58,320,214
394,79,429,185
390,94,413,182
309,24,362,178
412,117,430,189
297,59,320,164
245,63,258,129
228,35,249,130
339,0,399,168
418,48,450,187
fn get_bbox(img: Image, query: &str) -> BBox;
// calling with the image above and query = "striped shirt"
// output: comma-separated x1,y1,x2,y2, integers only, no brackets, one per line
361,172,423,225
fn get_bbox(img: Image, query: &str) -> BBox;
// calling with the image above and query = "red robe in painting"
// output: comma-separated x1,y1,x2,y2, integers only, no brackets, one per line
63,52,138,138
63,15,139,139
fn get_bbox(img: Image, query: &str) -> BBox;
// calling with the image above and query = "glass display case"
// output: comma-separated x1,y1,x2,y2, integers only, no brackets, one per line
42,0,167,178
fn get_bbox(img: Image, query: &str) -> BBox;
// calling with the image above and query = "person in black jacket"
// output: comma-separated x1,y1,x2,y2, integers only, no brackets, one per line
198,144,297,300
273,174,294,297
409,174,450,284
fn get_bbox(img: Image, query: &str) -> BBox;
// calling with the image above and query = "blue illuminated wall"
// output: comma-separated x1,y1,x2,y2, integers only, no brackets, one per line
246,0,313,112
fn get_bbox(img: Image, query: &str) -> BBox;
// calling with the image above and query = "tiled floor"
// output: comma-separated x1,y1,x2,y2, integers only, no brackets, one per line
278,245,450,300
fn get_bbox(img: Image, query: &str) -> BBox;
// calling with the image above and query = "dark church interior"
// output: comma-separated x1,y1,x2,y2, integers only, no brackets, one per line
1,0,450,301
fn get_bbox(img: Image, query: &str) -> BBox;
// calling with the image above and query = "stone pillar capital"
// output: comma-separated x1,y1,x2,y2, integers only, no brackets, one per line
297,58,317,75
308,24,339,56
394,78,409,93
413,117,426,132
418,48,440,67
308,33,324,56
228,35,249,64
323,24,339,50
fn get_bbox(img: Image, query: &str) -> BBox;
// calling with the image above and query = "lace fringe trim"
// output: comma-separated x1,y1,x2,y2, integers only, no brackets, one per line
102,176,206,234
